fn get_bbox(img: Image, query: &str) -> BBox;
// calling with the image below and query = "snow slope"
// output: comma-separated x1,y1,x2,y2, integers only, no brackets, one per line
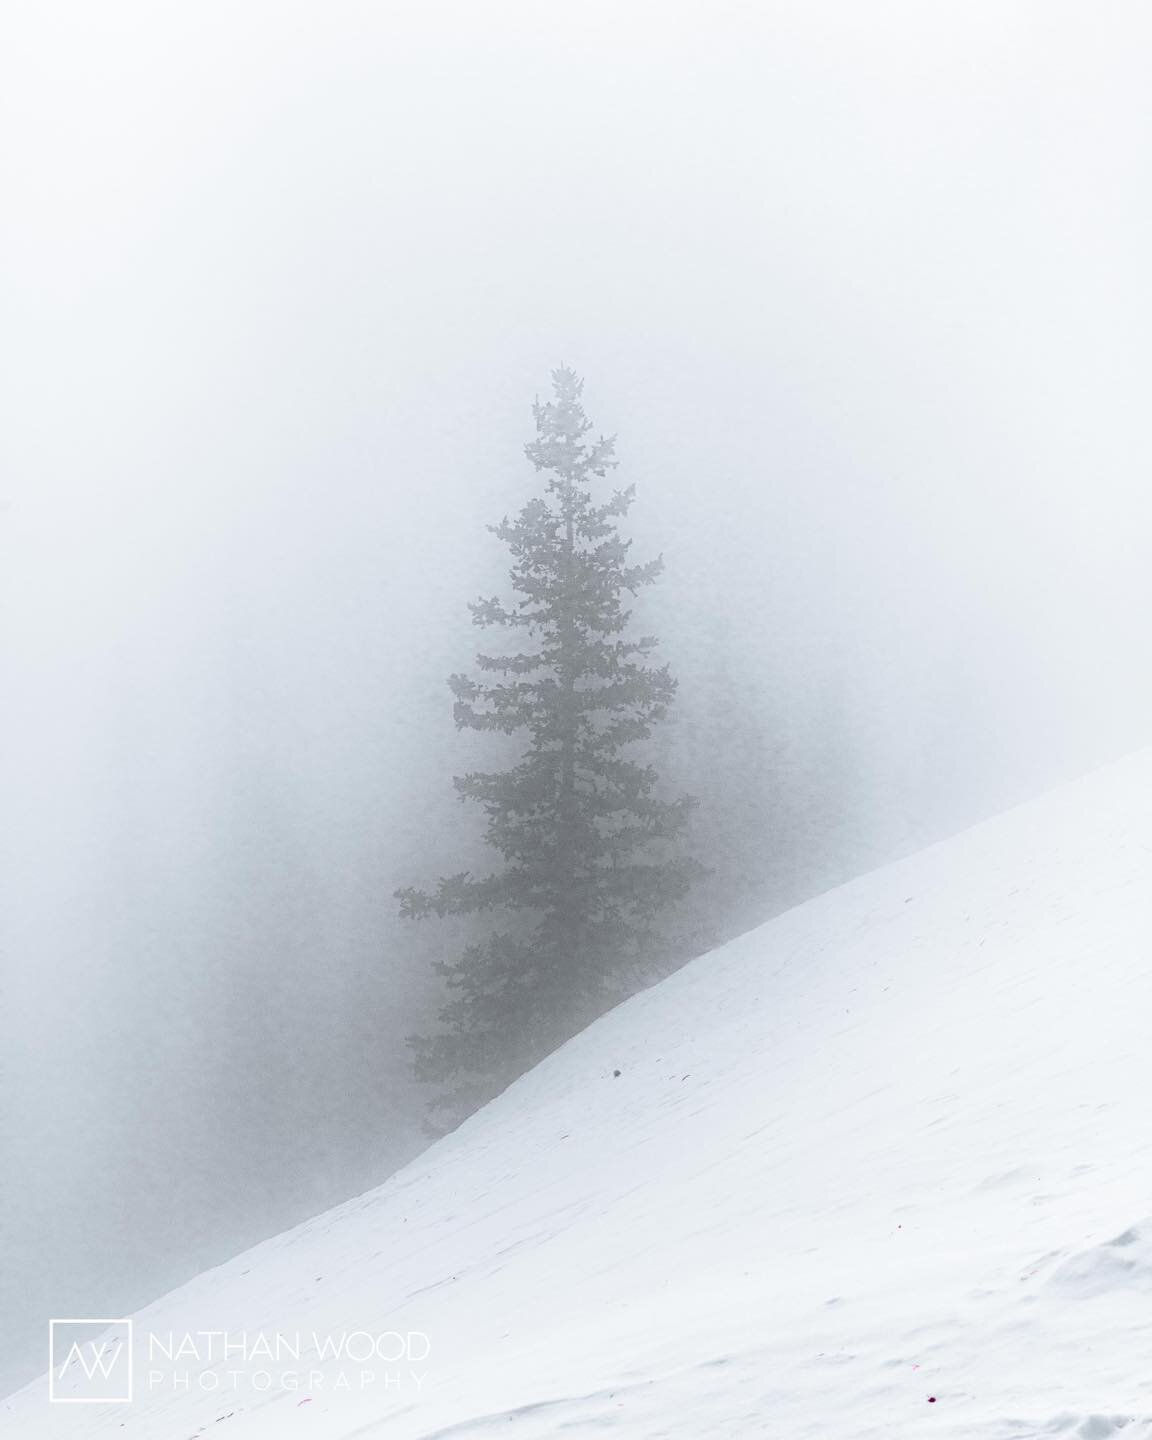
8,751,1152,1439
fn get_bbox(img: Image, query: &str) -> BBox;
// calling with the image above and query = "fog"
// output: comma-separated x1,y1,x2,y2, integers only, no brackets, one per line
3,0,1151,1397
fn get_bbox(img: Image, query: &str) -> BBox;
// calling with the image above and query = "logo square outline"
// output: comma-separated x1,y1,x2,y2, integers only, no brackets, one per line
48,1318,134,1404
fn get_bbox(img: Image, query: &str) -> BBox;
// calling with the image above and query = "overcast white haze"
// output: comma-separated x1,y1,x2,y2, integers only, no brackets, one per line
2,0,1152,1404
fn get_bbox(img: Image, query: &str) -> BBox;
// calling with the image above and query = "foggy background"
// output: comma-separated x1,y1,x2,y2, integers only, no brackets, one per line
3,0,1151,1398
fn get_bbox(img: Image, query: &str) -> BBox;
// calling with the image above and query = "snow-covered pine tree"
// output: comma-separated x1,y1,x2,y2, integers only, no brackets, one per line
398,367,702,1127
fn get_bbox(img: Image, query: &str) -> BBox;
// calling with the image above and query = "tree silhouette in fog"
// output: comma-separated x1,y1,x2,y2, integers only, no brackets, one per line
398,368,702,1127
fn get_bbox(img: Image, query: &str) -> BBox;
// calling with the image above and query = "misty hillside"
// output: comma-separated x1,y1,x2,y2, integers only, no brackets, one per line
11,749,1152,1438
7,0,1152,1406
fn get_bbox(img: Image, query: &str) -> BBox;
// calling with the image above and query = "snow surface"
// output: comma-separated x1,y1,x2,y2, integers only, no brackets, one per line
8,750,1152,1438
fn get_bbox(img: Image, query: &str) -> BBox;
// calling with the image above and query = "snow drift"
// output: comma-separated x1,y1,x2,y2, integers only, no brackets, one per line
8,750,1152,1438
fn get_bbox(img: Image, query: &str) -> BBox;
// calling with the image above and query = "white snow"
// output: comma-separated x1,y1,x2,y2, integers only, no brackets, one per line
8,749,1152,1438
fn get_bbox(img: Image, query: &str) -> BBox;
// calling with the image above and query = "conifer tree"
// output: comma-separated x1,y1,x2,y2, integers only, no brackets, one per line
399,368,702,1126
